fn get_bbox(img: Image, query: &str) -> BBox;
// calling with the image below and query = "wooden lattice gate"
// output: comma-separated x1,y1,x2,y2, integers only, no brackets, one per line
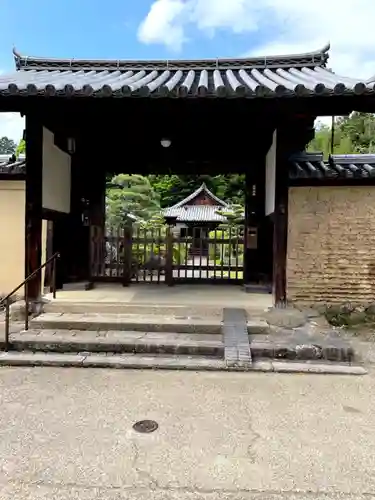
90,225,244,285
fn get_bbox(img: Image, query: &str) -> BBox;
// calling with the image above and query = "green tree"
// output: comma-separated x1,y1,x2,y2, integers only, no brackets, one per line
336,112,375,153
106,174,161,228
0,136,16,154
15,139,25,157
307,113,375,158
216,204,244,229
148,174,245,208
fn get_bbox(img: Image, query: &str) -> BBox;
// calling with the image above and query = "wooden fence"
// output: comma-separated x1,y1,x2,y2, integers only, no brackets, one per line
90,225,244,285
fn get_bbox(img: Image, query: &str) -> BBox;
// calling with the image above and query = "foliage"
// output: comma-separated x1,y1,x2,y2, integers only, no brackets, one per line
208,228,244,266
15,139,25,157
106,173,161,228
0,136,16,155
216,204,244,229
307,113,375,158
148,174,245,208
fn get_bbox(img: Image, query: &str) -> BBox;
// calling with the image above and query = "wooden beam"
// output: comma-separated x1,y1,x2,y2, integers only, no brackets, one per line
25,114,43,302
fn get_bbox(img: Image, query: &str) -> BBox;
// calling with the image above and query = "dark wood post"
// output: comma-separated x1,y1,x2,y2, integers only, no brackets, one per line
25,114,43,304
272,155,289,306
165,227,174,286
244,155,265,289
243,171,253,285
122,225,132,286
272,115,314,306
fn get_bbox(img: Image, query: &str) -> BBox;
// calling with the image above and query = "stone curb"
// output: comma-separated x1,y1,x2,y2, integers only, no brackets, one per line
252,359,367,375
30,317,223,334
1,336,355,363
7,337,224,357
0,352,367,375
250,341,354,362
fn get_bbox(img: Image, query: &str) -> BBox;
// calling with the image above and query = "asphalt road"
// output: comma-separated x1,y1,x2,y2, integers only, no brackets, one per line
0,367,375,499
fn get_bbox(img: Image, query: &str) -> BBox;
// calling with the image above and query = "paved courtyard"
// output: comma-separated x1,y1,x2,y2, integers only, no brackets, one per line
46,283,272,309
0,367,375,499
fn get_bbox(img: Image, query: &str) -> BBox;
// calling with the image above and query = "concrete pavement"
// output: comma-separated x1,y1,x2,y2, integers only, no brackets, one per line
0,367,375,499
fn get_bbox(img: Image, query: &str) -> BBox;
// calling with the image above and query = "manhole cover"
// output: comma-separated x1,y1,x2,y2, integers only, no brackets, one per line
133,420,159,433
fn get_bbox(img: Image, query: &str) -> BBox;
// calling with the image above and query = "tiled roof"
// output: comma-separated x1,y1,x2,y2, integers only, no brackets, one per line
169,183,228,208
289,152,375,179
164,205,228,222
0,154,25,175
0,44,373,99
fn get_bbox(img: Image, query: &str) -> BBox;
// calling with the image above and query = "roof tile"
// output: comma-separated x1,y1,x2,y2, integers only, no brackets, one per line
289,153,375,179
0,44,372,99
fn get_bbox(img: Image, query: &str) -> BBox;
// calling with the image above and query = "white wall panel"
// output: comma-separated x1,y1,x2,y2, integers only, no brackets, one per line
265,129,277,216
42,127,71,213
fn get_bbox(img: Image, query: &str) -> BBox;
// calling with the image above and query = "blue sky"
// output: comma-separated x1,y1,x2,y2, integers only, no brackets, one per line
0,0,273,68
0,0,374,140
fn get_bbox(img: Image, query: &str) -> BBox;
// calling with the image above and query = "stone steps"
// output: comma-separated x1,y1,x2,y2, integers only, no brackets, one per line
30,312,269,335
5,328,354,362
3,304,357,373
9,330,224,357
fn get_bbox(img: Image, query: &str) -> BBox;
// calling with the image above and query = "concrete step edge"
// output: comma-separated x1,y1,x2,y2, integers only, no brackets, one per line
250,341,354,362
8,333,224,356
0,352,367,375
29,317,269,334
29,320,222,334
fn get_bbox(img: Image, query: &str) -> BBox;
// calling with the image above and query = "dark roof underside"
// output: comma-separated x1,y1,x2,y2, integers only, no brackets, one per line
289,153,375,179
0,44,373,99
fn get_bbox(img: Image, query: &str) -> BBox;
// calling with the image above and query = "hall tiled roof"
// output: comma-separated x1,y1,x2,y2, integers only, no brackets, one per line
289,152,375,179
0,44,373,99
0,154,25,174
169,183,228,208
164,205,228,222
164,183,229,222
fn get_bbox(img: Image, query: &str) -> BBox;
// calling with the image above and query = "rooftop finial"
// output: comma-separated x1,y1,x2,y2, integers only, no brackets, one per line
12,46,21,58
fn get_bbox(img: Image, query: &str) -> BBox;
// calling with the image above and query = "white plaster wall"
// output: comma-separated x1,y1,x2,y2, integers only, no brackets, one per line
265,130,277,216
173,222,188,235
42,127,71,213
0,180,47,295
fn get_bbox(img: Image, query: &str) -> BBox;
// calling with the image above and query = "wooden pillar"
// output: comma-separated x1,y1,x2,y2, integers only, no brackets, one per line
272,154,288,305
244,154,267,287
63,150,91,283
89,166,106,227
25,114,43,302
272,115,315,305
243,171,254,284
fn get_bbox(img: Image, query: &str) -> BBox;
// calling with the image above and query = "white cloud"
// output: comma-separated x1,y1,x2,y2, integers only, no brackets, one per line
138,0,187,51
0,112,24,143
137,0,375,78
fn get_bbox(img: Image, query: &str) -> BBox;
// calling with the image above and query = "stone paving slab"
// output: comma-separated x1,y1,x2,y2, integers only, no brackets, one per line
0,351,366,374
8,329,224,357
